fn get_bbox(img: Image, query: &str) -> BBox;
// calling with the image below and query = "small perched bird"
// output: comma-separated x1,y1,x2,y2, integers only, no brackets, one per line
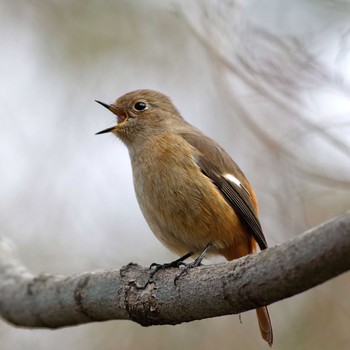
95,89,273,346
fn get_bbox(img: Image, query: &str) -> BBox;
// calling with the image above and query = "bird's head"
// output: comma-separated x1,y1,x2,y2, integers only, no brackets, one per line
95,89,183,145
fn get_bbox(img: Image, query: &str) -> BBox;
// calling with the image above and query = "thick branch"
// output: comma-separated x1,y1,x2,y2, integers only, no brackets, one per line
0,212,349,329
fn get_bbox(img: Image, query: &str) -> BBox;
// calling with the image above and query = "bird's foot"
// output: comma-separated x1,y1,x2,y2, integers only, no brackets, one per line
149,252,193,279
149,243,212,285
174,243,212,285
174,258,203,285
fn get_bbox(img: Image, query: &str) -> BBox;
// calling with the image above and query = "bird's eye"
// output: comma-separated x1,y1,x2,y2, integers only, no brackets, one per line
134,102,147,111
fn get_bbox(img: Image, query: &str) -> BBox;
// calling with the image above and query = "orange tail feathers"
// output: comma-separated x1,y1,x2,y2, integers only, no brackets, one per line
256,306,273,346
220,241,273,346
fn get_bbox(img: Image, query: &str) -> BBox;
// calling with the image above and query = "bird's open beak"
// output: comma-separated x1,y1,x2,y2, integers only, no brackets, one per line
95,100,127,135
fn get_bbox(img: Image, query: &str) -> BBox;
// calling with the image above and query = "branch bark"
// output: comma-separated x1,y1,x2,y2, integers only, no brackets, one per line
0,212,349,329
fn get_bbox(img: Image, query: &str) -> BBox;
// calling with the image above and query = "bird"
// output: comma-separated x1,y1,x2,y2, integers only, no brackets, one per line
95,89,273,346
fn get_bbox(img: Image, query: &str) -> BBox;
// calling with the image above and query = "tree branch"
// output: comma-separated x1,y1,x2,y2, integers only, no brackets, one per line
0,212,349,329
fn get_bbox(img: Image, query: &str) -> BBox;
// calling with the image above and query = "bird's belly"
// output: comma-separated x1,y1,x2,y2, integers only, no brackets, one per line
132,157,248,257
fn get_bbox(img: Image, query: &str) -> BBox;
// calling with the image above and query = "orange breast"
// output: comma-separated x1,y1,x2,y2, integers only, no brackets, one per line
130,134,256,258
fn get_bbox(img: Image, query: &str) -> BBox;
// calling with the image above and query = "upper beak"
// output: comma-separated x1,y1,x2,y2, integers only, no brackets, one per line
95,100,119,135
95,100,113,110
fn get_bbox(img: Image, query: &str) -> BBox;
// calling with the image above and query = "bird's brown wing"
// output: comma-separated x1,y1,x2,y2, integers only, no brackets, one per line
180,131,268,250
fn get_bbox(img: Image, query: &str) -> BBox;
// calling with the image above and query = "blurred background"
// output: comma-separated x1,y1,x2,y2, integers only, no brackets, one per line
1,0,350,349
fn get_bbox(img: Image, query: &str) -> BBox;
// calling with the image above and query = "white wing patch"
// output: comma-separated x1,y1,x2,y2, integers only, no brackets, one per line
223,173,242,187
223,173,251,197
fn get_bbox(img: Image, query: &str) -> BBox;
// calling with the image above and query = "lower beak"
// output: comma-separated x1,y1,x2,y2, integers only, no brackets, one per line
95,126,116,135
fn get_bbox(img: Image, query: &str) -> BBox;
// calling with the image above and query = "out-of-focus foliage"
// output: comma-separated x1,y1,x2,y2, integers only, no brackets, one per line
0,0,349,349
